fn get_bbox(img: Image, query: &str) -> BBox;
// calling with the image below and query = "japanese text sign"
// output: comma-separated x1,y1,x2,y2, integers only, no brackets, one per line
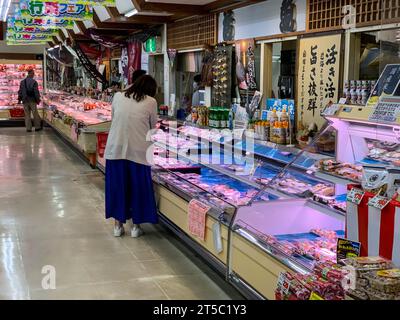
297,34,341,128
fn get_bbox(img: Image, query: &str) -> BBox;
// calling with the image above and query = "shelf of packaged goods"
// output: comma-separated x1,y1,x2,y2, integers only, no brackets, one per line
231,227,310,299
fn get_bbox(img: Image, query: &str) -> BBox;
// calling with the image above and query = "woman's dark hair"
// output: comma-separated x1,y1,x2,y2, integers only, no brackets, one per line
130,69,146,84
194,74,202,84
125,75,157,102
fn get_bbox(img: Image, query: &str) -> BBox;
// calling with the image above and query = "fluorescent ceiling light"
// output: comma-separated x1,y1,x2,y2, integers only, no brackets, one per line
125,8,138,17
2,0,11,21
0,0,5,21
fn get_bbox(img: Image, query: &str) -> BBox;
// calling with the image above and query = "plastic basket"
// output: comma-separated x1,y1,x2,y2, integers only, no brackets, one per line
9,108,25,118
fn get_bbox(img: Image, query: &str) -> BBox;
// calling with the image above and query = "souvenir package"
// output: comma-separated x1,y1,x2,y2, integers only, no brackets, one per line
342,256,393,274
361,166,389,195
364,269,400,294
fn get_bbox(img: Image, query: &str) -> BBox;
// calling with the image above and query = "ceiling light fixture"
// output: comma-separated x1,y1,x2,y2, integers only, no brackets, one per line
124,8,138,17
2,0,11,22
0,0,5,21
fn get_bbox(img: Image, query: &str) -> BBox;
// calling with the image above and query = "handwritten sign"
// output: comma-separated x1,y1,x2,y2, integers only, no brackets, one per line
297,34,341,128
188,199,210,241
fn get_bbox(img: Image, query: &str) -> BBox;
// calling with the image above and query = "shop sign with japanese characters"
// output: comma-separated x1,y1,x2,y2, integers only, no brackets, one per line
297,34,341,128
20,0,93,21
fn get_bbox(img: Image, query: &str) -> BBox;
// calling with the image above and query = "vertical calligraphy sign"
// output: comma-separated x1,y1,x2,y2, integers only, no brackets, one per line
297,34,342,129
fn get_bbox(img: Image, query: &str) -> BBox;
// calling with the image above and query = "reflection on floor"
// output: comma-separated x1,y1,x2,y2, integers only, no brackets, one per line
0,128,241,300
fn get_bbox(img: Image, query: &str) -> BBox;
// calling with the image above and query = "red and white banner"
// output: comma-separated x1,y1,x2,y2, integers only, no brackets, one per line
346,185,400,266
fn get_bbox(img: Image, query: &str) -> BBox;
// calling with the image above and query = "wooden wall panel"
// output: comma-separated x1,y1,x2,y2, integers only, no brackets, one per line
167,14,217,50
307,0,400,32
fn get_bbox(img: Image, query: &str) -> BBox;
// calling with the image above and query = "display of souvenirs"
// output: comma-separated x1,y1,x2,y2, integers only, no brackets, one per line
317,159,363,182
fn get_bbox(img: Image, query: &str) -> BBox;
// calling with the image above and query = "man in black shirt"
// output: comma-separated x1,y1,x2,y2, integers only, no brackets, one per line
18,69,42,132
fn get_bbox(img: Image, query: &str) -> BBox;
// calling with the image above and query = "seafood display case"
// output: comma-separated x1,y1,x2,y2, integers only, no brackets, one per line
152,119,348,299
43,90,111,166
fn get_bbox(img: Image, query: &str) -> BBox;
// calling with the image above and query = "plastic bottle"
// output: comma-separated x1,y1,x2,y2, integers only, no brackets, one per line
269,109,278,143
280,107,289,145
264,120,270,142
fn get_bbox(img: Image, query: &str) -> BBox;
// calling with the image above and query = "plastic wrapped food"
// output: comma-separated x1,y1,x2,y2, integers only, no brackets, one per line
342,257,393,274
364,269,400,294
310,228,338,240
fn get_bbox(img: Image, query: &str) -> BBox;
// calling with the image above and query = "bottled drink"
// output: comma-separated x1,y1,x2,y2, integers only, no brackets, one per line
269,109,278,143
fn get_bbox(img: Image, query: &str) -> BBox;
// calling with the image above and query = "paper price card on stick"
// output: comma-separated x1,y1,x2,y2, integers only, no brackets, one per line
346,188,365,205
368,195,390,210
188,199,210,241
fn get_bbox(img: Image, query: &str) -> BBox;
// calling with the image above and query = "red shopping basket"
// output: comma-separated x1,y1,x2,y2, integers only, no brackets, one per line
96,132,108,158
9,108,25,118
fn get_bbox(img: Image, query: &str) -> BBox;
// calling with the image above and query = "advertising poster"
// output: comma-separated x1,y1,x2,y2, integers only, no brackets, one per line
297,34,341,129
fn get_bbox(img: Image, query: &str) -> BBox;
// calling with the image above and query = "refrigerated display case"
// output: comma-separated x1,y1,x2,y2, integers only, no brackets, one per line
0,61,44,122
151,119,348,299
43,90,111,166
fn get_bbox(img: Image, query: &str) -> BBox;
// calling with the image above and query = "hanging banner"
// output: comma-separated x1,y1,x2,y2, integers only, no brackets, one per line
297,34,341,129
50,0,115,5
13,17,75,29
8,26,59,36
7,33,53,41
20,1,93,21
6,41,47,45
127,41,142,85
121,46,129,86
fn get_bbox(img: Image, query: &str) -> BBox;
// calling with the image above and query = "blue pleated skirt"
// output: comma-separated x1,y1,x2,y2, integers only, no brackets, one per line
105,159,158,224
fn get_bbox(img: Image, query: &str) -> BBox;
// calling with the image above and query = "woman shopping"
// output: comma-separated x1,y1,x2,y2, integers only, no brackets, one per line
104,75,159,237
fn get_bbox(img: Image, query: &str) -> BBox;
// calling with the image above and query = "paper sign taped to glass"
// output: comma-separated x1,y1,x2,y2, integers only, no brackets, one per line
188,199,211,241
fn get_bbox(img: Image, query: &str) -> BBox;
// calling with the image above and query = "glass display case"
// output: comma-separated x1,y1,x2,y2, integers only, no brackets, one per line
152,118,348,299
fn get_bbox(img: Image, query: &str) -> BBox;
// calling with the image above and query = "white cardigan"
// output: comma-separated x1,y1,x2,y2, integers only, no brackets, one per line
105,92,158,166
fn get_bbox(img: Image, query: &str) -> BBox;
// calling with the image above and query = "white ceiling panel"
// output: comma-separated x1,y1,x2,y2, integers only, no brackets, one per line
94,5,111,22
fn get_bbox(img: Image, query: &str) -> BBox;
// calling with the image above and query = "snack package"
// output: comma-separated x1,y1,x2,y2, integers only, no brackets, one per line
342,256,393,276
361,166,388,195
364,269,400,294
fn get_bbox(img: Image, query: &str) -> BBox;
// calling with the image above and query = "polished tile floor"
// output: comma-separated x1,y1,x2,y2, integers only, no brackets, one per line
0,127,241,300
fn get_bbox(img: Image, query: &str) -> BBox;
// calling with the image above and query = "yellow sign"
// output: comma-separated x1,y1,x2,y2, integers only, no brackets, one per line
297,34,342,129
309,292,324,300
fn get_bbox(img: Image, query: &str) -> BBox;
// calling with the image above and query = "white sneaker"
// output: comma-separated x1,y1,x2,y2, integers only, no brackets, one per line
113,226,125,237
131,225,144,238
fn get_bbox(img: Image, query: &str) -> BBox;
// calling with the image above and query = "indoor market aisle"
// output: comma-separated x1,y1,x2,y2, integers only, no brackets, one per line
0,127,241,300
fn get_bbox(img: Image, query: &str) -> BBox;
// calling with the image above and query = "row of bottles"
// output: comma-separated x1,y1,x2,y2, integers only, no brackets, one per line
209,107,231,129
250,108,291,145
343,80,376,106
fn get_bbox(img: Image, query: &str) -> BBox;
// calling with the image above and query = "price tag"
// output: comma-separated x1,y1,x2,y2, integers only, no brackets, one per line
277,273,291,295
368,195,390,210
188,199,211,241
346,188,365,205
369,102,400,123
309,292,324,300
